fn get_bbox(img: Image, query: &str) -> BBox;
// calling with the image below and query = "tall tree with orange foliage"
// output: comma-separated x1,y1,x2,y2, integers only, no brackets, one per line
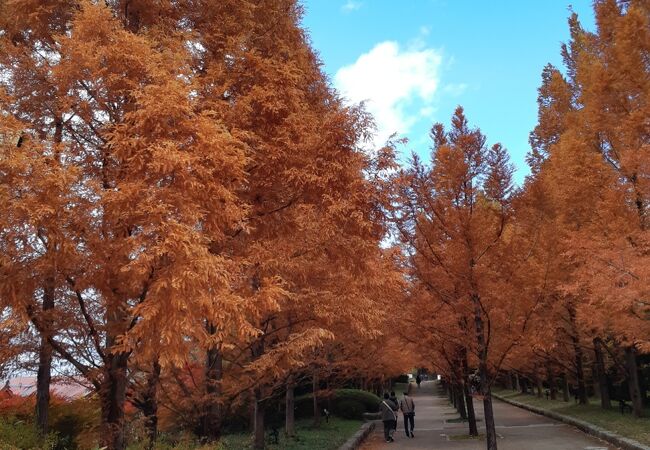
175,2,404,447
1,2,251,448
3,2,405,449
528,0,649,417
393,107,532,450
0,3,81,433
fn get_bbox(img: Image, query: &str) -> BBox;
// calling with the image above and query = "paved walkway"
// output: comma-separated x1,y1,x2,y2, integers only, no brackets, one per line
361,381,613,450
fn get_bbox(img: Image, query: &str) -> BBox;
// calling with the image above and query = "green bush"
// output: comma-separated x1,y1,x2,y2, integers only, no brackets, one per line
293,389,380,420
332,399,365,420
0,417,60,449
50,397,100,449
333,390,380,413
294,395,317,419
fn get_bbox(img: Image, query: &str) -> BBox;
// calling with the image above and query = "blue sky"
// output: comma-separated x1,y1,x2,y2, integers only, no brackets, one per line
300,0,595,184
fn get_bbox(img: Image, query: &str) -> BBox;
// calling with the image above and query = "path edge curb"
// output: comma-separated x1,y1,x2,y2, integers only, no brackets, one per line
493,393,650,450
337,420,377,450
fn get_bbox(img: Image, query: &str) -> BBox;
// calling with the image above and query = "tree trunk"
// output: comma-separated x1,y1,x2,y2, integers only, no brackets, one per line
535,369,543,398
625,346,643,418
546,364,557,400
142,360,161,450
285,381,295,437
514,373,521,392
36,120,63,435
463,382,478,436
100,352,128,450
326,381,333,415
253,390,265,450
505,371,513,390
200,323,223,440
461,350,478,436
312,374,321,426
482,384,497,450
561,373,570,402
36,279,55,435
593,338,611,409
472,294,497,450
456,384,467,419
568,306,588,404
248,392,256,433
592,362,600,400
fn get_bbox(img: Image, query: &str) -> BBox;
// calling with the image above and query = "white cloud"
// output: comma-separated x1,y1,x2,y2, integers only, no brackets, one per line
443,82,468,97
334,41,443,147
341,0,362,12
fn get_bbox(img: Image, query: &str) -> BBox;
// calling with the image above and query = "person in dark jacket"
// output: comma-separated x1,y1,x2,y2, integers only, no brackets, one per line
380,392,398,442
389,391,399,434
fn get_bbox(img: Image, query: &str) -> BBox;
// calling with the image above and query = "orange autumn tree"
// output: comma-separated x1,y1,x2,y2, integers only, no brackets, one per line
527,0,649,417
0,3,87,433
404,280,482,437
503,178,593,404
161,2,401,447
3,3,407,450
1,2,251,449
392,107,537,450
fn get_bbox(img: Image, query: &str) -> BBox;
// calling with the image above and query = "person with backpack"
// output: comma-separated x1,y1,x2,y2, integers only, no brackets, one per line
380,392,398,442
400,391,416,438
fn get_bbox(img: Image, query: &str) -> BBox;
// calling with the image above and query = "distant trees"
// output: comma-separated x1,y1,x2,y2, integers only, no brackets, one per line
391,107,535,450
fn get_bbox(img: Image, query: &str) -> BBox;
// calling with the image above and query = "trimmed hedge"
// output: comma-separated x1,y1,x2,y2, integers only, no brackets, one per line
333,390,381,413
334,400,365,420
293,389,381,421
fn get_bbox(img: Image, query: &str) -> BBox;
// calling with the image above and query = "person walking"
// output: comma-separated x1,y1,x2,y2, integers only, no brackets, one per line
400,391,416,438
389,391,399,435
380,393,398,443
416,374,422,388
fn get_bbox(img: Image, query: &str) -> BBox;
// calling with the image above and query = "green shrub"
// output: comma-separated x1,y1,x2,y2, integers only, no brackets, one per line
0,417,60,449
333,390,380,413
333,399,365,420
294,395,317,419
293,389,380,420
50,396,100,449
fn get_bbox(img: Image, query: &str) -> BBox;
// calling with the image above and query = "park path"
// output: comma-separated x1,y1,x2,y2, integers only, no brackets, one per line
360,380,613,450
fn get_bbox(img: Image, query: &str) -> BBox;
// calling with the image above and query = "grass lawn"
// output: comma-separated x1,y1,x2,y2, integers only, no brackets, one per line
493,388,650,445
217,418,362,450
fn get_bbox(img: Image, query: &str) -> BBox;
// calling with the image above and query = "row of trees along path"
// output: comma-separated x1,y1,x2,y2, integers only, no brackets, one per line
0,1,647,450
387,2,649,450
0,1,408,449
